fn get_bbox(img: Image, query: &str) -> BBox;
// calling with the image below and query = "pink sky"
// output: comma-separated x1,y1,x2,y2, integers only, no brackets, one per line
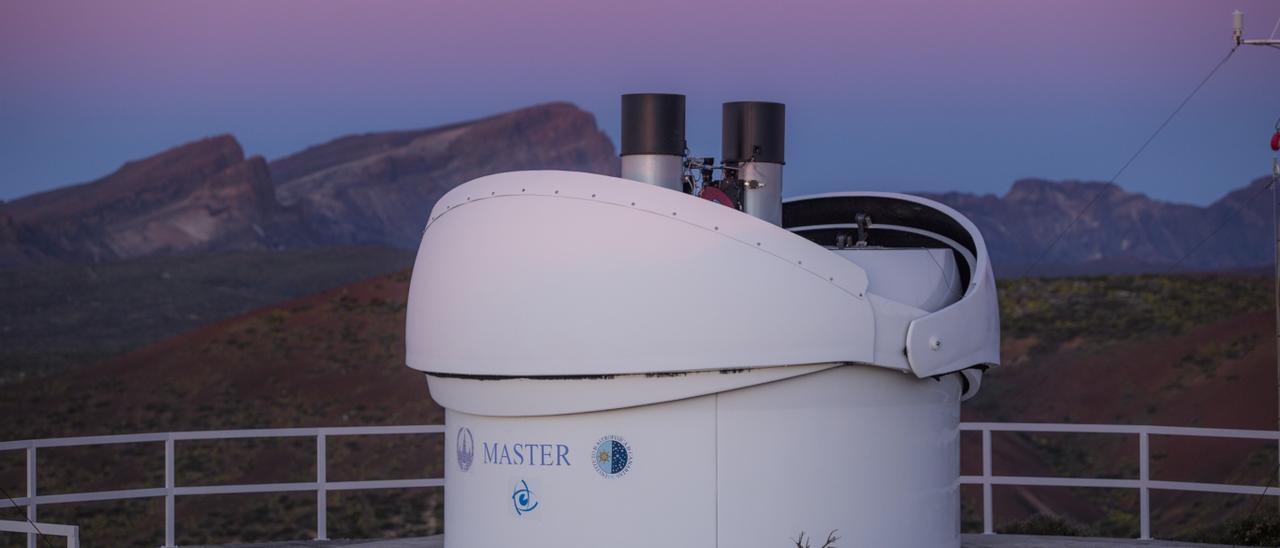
3,0,1279,204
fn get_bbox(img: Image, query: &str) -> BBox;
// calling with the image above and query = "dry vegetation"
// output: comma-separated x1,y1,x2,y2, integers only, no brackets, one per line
0,246,413,383
0,269,439,547
0,271,1275,545
964,273,1276,543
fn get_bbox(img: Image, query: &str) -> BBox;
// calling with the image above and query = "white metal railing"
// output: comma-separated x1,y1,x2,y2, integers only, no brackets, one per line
3,422,1278,546
0,425,444,548
960,422,1280,540
0,520,78,547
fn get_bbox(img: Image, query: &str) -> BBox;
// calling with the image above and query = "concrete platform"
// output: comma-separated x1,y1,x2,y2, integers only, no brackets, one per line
960,534,1232,547
201,534,1234,547
195,538,443,548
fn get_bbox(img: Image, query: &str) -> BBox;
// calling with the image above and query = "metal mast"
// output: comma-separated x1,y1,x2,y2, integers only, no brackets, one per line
1232,9,1280,511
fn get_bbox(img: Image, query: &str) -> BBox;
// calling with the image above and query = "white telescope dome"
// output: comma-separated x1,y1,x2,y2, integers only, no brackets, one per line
405,169,1000,547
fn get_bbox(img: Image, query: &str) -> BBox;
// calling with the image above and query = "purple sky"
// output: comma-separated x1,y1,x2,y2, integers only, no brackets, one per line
2,0,1279,205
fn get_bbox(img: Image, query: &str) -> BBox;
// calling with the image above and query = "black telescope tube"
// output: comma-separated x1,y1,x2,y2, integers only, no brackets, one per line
620,93,686,156
722,101,785,164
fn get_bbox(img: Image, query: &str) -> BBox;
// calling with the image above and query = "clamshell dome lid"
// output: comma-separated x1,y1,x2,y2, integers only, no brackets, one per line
784,192,1001,378
405,171,999,386
406,170,874,379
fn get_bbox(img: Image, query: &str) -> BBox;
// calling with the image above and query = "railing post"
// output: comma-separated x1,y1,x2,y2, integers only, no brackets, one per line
26,444,35,548
316,432,328,541
982,428,993,535
165,435,175,547
1139,430,1150,540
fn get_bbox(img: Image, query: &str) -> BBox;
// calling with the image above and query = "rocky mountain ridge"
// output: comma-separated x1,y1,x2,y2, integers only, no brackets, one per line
270,102,618,248
919,177,1274,275
0,102,618,266
0,135,296,265
1,100,1271,275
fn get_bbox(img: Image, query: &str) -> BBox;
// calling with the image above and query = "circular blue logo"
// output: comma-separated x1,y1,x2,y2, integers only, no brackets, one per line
591,435,632,478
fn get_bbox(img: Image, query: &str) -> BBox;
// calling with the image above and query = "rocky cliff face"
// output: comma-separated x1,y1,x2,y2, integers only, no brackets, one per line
4,101,1269,275
919,177,1273,276
0,103,619,266
271,102,619,248
0,135,290,266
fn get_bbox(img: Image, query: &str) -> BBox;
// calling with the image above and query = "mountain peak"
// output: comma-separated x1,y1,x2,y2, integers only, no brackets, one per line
115,133,244,172
268,102,604,186
6,134,247,225
269,101,618,247
919,176,1270,276
0,134,286,266
2,103,620,266
1006,178,1124,201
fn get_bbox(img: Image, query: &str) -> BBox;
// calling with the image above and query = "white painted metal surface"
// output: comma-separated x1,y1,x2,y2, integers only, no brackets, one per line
835,248,961,312
0,520,78,548
443,367,961,548
406,172,1001,382
739,161,783,224
620,154,684,191
426,363,842,417
834,248,961,371
445,397,718,547
406,170,1003,547
406,170,876,382
715,366,963,547
785,191,1001,378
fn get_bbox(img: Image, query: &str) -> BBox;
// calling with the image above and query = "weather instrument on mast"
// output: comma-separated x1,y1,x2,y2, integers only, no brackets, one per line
1233,9,1280,49
1232,11,1280,503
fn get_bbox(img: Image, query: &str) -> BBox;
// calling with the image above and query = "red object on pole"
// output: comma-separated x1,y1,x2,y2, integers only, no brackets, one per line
1271,131,1280,151
699,186,735,208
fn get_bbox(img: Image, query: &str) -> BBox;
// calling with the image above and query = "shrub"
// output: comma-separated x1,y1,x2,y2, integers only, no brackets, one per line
1184,514,1280,546
997,514,1090,537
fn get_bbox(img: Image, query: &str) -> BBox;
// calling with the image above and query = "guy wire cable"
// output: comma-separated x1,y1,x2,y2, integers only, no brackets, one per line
1020,46,1238,277
0,483,54,548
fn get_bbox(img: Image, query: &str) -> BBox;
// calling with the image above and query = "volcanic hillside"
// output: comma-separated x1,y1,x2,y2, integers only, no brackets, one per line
0,245,414,383
0,102,617,383
0,270,442,547
0,271,1275,545
963,274,1276,540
